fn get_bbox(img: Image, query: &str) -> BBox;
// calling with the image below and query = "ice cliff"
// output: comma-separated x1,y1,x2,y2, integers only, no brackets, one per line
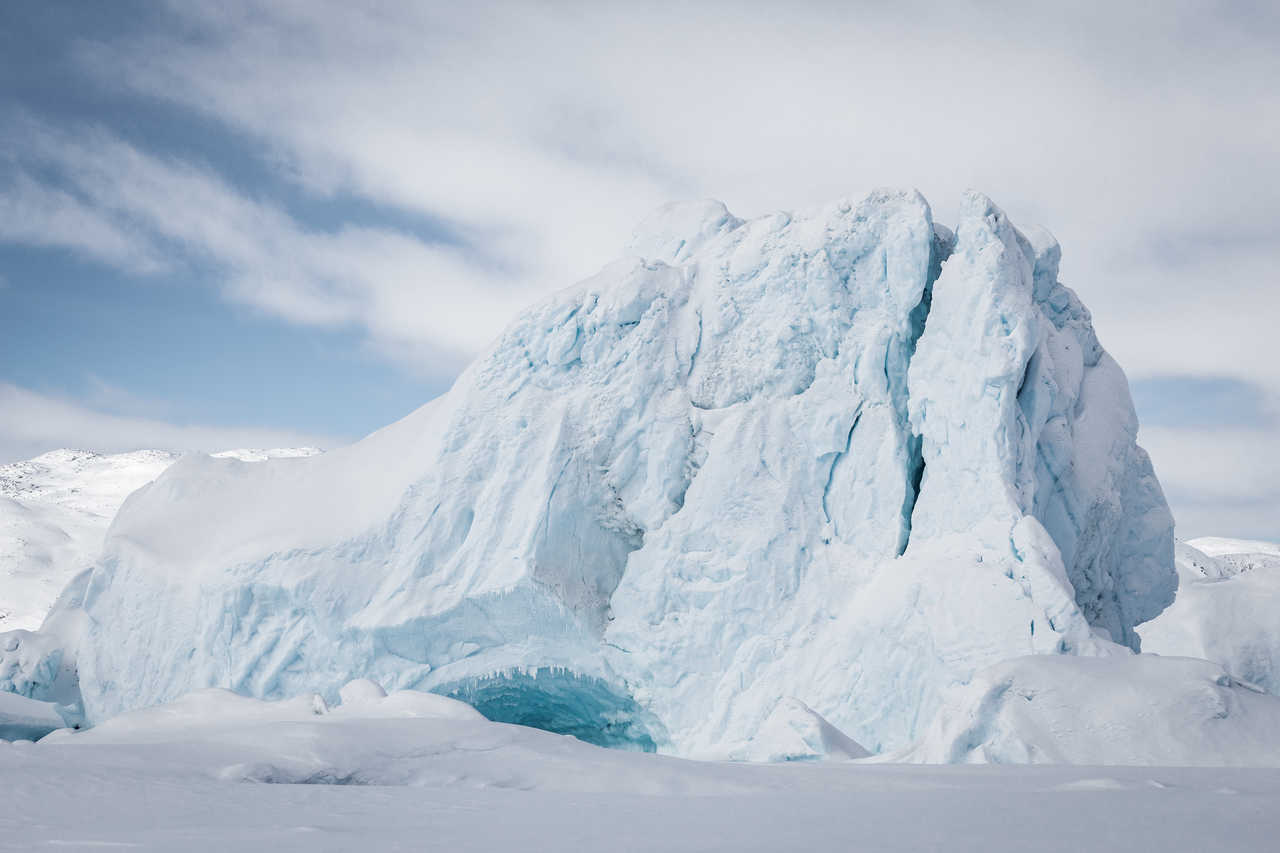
69,190,1175,756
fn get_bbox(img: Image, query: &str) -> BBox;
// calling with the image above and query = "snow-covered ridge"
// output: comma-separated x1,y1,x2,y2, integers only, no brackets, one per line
60,189,1174,758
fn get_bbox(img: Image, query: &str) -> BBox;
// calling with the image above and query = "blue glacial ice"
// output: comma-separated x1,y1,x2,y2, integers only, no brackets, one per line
66,189,1175,757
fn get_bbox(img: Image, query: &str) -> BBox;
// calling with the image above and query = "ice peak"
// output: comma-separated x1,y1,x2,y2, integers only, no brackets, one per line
627,198,744,263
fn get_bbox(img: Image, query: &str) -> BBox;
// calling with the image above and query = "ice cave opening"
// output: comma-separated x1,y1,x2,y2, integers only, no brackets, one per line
440,668,660,752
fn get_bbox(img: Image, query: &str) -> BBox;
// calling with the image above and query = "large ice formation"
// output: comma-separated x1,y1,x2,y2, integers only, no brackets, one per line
68,190,1175,756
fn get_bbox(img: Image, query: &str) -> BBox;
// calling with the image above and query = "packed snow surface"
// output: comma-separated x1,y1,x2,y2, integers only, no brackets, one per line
1140,537,1280,695
71,190,1175,757
4,687,1280,851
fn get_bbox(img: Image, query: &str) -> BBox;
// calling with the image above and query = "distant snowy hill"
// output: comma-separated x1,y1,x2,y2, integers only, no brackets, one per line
56,189,1178,758
1,450,175,631
1182,536,1280,575
0,448,320,630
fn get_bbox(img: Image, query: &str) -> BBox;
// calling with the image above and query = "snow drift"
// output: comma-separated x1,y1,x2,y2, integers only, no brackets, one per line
70,189,1175,756
1140,537,1280,696
9,698,1280,852
899,654,1280,766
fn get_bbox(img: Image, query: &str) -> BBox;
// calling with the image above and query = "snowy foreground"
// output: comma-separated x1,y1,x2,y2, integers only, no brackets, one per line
4,684,1279,852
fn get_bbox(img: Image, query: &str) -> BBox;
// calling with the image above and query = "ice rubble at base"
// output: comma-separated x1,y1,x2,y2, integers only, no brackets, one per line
66,189,1176,758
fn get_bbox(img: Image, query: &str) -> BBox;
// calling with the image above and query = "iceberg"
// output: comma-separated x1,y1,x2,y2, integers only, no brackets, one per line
69,189,1175,756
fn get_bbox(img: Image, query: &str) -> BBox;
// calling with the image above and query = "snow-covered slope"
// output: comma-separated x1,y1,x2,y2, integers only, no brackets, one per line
71,190,1174,757
1139,537,1280,695
898,654,1280,766
0,447,320,631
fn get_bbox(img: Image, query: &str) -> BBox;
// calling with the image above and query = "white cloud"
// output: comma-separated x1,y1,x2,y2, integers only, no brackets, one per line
1,119,522,371
0,383,335,464
0,171,166,274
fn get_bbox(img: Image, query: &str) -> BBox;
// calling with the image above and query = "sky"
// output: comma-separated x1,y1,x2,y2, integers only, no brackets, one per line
0,0,1276,540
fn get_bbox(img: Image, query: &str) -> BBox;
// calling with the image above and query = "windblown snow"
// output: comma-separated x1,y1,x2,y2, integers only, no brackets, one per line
43,190,1177,758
